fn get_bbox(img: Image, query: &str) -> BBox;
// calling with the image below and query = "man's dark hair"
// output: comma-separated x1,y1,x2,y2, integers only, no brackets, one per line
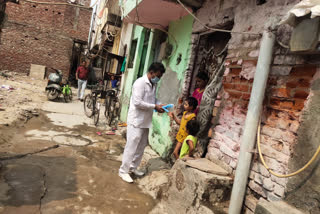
186,97,198,110
148,62,165,74
186,120,200,136
196,72,209,82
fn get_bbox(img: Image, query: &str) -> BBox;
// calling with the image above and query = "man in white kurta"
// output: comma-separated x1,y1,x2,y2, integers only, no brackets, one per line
119,62,166,183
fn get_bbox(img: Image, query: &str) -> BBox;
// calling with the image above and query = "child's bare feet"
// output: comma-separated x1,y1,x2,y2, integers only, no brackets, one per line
173,142,182,159
173,152,179,159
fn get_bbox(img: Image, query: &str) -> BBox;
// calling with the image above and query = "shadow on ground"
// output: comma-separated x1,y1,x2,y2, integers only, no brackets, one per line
0,154,77,213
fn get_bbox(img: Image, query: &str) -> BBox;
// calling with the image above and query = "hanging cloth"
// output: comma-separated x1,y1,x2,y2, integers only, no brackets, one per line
121,57,126,73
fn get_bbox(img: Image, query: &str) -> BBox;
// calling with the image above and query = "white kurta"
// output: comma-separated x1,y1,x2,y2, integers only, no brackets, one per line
119,75,159,174
127,75,159,128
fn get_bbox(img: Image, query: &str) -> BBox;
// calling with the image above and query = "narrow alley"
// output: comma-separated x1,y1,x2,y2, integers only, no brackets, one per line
0,74,156,213
1,0,320,213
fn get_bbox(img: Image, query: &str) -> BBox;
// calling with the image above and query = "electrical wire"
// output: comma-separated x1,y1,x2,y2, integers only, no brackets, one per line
138,21,178,58
100,0,120,39
257,118,320,178
176,0,260,36
20,0,92,10
135,0,140,22
276,38,290,49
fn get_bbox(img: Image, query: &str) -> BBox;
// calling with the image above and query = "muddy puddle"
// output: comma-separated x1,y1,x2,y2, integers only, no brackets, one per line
0,111,157,214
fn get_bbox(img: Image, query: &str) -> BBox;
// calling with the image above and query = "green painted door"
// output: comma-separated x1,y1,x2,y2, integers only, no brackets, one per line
137,29,151,78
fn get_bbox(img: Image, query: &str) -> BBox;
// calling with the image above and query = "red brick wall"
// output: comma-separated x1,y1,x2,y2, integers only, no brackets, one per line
0,1,6,42
0,0,91,75
206,51,317,211
190,0,314,213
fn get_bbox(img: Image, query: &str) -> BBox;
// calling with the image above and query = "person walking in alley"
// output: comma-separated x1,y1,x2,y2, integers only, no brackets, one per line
119,62,166,183
169,97,198,159
76,60,89,101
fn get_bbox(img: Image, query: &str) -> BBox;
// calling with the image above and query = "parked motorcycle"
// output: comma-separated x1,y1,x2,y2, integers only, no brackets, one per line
45,69,72,102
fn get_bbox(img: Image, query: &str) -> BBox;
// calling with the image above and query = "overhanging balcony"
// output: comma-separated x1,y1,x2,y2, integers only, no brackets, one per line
120,0,203,30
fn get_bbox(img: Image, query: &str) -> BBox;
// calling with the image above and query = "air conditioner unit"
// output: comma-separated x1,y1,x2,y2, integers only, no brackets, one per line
290,17,320,53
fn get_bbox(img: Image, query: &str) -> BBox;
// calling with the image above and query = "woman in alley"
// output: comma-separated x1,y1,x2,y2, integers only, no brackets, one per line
192,72,209,115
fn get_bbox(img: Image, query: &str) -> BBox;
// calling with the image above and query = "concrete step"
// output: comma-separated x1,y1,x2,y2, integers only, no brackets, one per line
141,159,233,214
184,158,230,176
255,198,307,214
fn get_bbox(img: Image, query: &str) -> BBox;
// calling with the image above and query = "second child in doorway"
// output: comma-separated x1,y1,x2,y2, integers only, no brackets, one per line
169,97,198,159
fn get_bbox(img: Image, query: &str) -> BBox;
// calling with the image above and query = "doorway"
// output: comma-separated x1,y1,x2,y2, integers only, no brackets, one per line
137,29,151,79
192,22,234,157
69,40,87,85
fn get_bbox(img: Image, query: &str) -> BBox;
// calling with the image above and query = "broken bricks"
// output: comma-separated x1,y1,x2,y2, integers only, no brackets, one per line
18,109,40,122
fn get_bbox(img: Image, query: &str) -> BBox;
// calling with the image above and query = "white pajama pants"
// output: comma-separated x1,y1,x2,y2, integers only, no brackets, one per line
77,79,87,99
119,125,149,174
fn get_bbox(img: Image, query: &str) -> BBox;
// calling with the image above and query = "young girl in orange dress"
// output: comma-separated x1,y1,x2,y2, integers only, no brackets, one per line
169,97,198,159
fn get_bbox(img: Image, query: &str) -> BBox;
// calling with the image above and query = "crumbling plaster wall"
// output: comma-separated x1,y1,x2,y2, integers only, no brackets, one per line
183,0,319,213
0,0,91,75
285,69,320,213
149,15,194,158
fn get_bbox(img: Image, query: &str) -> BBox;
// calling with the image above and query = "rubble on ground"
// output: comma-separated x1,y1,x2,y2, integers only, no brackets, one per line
138,159,234,214
0,71,46,125
18,109,40,122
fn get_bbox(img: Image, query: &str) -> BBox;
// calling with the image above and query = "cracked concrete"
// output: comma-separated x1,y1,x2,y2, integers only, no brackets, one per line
39,170,47,214
0,145,59,161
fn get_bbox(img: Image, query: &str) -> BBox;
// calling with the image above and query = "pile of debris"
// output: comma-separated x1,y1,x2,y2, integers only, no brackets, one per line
18,109,40,122
138,159,233,214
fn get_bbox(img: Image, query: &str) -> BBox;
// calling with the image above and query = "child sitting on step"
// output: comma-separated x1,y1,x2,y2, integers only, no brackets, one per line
169,97,198,159
179,120,200,160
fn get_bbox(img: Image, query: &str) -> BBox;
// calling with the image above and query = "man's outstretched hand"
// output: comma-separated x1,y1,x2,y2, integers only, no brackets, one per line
155,104,165,113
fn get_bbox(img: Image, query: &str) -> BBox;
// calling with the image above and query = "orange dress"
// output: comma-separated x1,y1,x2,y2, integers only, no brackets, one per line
176,111,196,143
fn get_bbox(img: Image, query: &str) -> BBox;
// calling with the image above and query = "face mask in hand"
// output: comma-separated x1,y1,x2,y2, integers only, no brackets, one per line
151,76,160,84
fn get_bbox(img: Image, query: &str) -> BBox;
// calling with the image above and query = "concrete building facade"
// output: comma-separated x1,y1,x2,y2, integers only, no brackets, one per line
118,0,320,213
185,0,320,213
119,0,197,157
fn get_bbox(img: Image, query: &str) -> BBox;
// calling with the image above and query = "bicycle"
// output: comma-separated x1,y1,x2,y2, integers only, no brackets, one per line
83,85,103,126
104,87,121,127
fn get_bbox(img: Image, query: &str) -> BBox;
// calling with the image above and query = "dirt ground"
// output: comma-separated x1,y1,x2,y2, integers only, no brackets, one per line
0,72,158,214
0,71,47,125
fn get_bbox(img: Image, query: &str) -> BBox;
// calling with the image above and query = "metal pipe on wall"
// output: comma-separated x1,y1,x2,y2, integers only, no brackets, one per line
228,30,275,214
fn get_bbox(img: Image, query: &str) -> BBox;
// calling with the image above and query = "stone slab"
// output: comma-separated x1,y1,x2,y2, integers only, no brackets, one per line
290,17,320,52
255,198,307,214
29,64,46,79
185,158,230,176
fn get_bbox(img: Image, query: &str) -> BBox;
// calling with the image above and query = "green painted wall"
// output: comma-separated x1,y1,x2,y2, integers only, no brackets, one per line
120,26,155,122
120,25,144,122
165,15,194,81
119,15,194,158
149,15,194,158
